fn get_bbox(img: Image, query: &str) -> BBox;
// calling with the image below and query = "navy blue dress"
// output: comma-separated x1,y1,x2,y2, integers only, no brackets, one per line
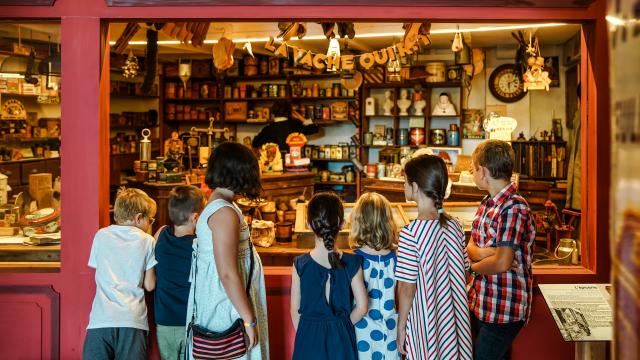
292,253,363,360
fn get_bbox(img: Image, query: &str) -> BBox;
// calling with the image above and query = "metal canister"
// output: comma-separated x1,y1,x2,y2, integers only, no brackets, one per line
349,146,357,159
363,132,373,145
342,144,349,160
156,157,164,173
447,130,460,146
377,162,386,178
318,145,325,159
279,85,287,97
305,105,315,120
366,164,377,179
344,167,355,183
324,145,331,159
139,128,152,161
335,146,342,160
312,147,319,159
330,145,337,159
304,146,312,158
397,128,409,145
386,163,395,178
322,106,331,122
315,105,323,122
385,128,394,144
409,128,425,146
430,129,447,145
332,83,341,97
320,170,330,182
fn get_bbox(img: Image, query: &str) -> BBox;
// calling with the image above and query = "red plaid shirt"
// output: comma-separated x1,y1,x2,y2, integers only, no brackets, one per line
468,183,536,323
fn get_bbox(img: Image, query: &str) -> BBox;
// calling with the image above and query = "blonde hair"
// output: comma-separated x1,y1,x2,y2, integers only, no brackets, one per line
349,192,397,251
113,187,157,224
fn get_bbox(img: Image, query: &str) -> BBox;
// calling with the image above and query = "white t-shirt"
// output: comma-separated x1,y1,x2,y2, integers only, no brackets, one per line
87,225,157,330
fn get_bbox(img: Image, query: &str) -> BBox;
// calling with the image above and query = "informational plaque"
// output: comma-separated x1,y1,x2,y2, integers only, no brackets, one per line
539,284,613,342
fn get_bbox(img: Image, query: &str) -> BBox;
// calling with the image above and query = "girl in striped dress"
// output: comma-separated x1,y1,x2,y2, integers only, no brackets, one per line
395,154,472,360
350,192,399,360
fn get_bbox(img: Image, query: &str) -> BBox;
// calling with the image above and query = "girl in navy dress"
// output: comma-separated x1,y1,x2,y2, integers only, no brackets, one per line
350,192,399,360
290,192,368,360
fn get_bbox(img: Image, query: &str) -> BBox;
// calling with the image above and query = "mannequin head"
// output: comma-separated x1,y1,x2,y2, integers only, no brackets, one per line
400,89,408,99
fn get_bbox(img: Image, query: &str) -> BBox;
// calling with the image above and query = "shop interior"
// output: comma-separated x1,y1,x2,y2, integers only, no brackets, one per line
0,20,584,269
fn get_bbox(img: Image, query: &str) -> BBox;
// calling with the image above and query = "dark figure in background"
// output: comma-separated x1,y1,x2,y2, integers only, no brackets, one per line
252,100,319,152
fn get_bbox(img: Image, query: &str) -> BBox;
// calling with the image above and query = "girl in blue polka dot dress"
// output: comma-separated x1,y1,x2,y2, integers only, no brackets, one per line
349,192,399,360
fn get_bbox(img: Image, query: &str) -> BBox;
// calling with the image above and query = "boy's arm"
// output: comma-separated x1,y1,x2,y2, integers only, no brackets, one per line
290,265,301,331
143,267,156,291
466,239,496,262
470,204,529,275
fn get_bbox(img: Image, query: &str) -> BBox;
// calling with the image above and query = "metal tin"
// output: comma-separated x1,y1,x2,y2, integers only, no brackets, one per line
324,145,331,159
363,132,373,145
409,128,425,145
148,160,157,171
349,146,357,159
366,164,377,179
332,83,341,97
430,129,447,145
386,163,395,177
148,169,157,182
377,163,386,178
322,106,331,121
305,146,312,158
318,145,325,159
315,105,323,121
279,85,287,97
305,105,315,120
312,147,319,159
335,146,342,159
397,128,409,145
385,128,394,144
320,170,330,182
342,144,349,159
330,145,337,159
447,130,460,146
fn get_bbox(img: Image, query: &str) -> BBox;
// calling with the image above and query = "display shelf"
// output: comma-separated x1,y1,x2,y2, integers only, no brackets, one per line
361,144,422,149
110,94,159,99
310,158,352,162
0,92,42,98
291,97,356,101
164,97,222,102
314,181,357,186
0,137,60,142
429,115,461,118
110,124,158,130
222,97,281,101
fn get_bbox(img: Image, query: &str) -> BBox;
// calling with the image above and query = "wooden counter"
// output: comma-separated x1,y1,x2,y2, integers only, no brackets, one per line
260,172,314,203
0,243,60,272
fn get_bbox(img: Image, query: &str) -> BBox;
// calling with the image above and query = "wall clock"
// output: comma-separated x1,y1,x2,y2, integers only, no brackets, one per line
488,64,526,103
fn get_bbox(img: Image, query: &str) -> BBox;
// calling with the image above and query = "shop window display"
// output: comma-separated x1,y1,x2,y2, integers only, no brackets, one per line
0,21,61,271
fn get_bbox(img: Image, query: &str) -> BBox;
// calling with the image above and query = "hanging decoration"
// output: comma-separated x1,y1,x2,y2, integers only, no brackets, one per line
277,22,307,41
178,59,191,91
326,38,341,72
122,50,139,78
243,42,255,58
263,26,431,73
520,31,551,91
140,29,157,94
212,37,235,71
403,22,431,49
320,22,355,39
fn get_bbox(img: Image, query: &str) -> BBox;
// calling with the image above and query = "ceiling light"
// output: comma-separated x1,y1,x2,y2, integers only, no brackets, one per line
108,22,568,46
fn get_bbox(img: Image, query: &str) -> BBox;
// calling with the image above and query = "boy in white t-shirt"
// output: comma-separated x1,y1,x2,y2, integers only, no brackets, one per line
83,188,158,360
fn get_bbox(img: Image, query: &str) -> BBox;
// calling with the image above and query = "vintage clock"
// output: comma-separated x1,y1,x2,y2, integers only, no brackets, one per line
488,64,526,103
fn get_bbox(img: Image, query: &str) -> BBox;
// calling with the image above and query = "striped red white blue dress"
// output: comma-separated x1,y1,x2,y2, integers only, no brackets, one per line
395,218,472,360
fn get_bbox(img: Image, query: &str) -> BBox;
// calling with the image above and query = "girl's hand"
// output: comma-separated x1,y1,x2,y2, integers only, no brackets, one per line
245,324,259,350
397,327,407,356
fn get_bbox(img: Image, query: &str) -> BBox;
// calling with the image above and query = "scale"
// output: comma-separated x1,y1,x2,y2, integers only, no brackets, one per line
185,117,229,171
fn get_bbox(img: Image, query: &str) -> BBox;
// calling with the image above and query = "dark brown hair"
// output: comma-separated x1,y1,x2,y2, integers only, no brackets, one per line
472,139,515,181
205,142,262,200
404,154,452,228
271,100,292,118
168,185,206,226
307,192,345,269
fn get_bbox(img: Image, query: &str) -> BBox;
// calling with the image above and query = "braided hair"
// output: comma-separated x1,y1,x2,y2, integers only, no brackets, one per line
404,154,452,228
307,192,345,269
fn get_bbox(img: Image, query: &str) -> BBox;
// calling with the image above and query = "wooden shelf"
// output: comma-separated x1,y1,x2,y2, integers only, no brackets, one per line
315,181,357,186
110,124,158,130
429,115,461,118
364,81,462,89
291,97,356,101
164,97,221,102
1,137,60,142
0,92,41,98
310,158,352,162
110,94,159,99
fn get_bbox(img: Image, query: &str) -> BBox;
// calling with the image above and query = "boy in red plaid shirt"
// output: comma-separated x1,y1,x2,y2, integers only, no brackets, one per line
466,140,536,360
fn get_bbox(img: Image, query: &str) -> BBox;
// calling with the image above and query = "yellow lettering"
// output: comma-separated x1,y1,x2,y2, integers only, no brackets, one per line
341,55,355,71
358,53,375,70
312,54,327,70
373,50,388,65
326,55,341,71
264,36,276,52
300,51,314,67
274,42,289,58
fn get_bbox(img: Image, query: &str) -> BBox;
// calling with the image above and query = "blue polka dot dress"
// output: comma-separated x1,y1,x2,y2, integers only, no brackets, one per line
353,249,398,360
292,253,362,360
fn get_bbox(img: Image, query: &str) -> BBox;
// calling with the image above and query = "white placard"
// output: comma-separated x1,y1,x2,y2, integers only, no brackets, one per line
539,284,613,342
484,115,517,141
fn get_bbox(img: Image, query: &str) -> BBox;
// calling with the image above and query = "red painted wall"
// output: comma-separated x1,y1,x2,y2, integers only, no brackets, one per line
0,1,610,359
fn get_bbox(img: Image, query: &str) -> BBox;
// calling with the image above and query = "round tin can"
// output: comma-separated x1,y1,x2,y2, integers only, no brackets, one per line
330,145,337,159
140,160,148,171
397,128,409,145
447,130,460,146
304,146,312,158
409,128,425,145
342,145,350,159
366,164,377,179
345,168,354,183
312,147,319,159
385,128,394,144
335,146,343,159
322,106,331,121
325,146,332,159
377,163,386,178
133,160,141,172
315,105,323,121
320,170,330,182
363,132,373,145
430,129,447,145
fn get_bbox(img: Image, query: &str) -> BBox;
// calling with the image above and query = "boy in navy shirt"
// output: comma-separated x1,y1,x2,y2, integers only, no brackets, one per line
154,185,206,360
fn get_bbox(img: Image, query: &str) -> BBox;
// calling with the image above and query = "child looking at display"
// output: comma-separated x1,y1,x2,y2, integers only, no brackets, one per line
290,192,368,360
83,188,158,360
396,155,472,360
467,140,536,360
154,185,206,360
349,192,399,360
